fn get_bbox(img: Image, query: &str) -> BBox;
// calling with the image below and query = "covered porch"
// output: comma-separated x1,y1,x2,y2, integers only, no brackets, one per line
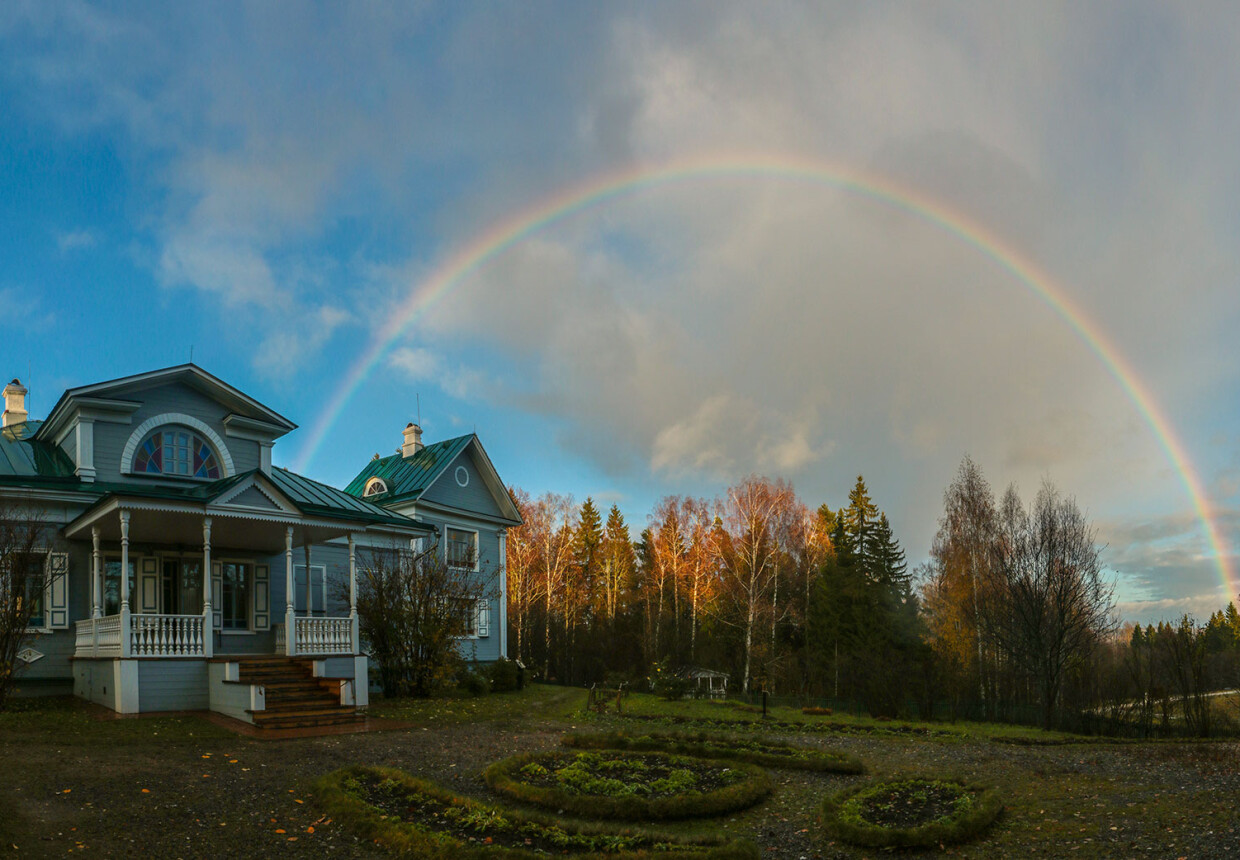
62,471,429,717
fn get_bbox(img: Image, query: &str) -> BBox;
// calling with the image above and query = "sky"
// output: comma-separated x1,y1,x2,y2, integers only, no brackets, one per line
2,2,1239,625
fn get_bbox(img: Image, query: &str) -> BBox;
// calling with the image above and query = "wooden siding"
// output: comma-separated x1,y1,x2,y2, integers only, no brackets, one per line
137,660,209,711
12,628,75,680
90,382,261,483
420,450,506,520
227,486,280,509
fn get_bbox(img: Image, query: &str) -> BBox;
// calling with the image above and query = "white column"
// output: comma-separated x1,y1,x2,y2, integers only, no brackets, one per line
304,542,313,616
119,510,131,658
498,529,508,660
284,526,296,656
348,533,358,655
202,517,213,659
91,526,101,619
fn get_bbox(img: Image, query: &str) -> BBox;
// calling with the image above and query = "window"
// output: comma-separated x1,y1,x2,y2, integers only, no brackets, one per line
363,477,388,497
133,427,221,479
446,528,477,569
220,562,250,630
7,552,46,628
162,559,203,616
103,557,136,616
293,564,327,616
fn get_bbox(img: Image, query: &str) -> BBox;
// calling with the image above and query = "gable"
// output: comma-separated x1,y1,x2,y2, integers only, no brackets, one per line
420,448,507,521
224,485,282,510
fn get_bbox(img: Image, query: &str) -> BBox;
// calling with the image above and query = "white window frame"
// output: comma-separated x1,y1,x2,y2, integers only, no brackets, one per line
363,477,389,497
13,548,52,633
445,527,479,571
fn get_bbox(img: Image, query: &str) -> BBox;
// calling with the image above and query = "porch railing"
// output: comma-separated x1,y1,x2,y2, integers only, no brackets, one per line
293,616,354,656
131,613,205,657
74,616,123,658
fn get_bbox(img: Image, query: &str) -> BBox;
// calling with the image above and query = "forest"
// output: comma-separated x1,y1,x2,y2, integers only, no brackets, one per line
503,457,1240,736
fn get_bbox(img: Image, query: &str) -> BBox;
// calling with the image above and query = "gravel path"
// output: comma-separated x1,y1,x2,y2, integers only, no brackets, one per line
3,700,1239,859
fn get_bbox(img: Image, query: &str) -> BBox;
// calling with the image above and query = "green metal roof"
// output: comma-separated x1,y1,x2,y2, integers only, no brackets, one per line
268,467,428,529
343,434,474,505
0,421,78,479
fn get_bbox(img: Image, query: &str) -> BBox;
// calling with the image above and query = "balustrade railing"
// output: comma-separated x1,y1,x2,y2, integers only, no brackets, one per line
73,615,123,658
131,614,205,657
294,616,353,655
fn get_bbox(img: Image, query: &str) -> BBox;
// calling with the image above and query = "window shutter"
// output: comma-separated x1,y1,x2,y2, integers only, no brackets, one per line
139,557,159,613
476,598,489,637
211,562,223,630
45,553,70,629
253,564,270,629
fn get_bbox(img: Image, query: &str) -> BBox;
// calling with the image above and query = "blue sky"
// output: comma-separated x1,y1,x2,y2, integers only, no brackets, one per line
3,2,1240,624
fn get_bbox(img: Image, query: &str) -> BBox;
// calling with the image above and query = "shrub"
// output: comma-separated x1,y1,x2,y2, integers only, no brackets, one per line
821,777,1002,850
457,666,491,697
484,751,772,821
486,658,521,693
562,730,865,774
312,765,759,858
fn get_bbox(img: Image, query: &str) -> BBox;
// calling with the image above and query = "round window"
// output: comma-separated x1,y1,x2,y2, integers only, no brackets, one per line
455,466,469,487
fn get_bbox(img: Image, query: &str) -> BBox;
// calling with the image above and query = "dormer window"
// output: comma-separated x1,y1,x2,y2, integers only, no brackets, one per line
363,477,389,497
133,427,222,479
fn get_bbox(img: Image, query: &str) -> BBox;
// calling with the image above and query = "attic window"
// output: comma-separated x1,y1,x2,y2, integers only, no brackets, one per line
133,427,221,479
363,477,389,497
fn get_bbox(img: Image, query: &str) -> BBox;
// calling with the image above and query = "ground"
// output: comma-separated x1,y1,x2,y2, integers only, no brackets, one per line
2,687,1239,858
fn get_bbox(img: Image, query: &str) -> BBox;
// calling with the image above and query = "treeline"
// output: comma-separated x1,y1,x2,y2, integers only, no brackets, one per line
505,474,918,702
504,458,1240,735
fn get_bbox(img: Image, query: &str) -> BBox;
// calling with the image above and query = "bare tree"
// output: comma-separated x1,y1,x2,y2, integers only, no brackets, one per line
985,481,1115,729
504,487,540,664
349,540,496,698
0,499,58,709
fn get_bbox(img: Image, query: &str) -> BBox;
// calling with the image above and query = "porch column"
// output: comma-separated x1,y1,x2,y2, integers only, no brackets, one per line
304,543,313,616
284,526,296,656
202,517,213,659
119,510,131,658
348,533,358,655
91,526,101,619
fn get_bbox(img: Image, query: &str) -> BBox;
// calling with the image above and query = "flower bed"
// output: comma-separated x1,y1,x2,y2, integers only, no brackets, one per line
562,730,865,774
820,777,1002,849
484,751,772,821
312,765,759,859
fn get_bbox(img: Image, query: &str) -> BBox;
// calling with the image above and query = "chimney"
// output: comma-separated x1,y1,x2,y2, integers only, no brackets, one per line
3,379,28,428
401,422,424,458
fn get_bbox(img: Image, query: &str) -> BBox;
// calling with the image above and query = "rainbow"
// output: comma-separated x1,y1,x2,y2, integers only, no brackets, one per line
292,153,1234,596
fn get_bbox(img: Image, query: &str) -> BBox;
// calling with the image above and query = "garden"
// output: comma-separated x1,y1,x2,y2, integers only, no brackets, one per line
2,685,1240,858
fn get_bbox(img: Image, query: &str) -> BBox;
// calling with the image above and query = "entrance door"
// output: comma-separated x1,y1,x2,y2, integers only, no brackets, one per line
161,559,204,615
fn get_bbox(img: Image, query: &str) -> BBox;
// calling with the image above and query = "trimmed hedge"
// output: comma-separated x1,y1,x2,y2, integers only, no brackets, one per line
562,729,865,774
311,765,759,859
484,751,772,821
820,777,1003,850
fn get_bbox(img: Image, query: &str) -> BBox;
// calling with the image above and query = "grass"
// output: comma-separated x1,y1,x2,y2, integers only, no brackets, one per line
609,692,1090,744
483,750,773,821
821,777,1003,849
369,682,587,726
0,694,236,746
313,764,760,859
562,728,866,773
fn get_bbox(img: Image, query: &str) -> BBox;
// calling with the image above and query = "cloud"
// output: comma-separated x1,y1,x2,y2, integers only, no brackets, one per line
56,229,98,251
252,305,349,378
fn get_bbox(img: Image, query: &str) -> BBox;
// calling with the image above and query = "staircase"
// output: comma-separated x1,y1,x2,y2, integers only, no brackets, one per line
229,656,363,730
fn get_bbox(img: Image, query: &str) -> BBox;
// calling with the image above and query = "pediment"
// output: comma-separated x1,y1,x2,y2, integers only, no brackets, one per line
211,472,300,515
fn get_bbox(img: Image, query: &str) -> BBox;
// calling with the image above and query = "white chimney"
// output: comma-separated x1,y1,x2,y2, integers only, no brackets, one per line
401,422,424,458
3,379,28,428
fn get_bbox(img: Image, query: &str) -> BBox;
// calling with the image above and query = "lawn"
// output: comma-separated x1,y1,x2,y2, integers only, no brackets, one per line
1,686,1238,858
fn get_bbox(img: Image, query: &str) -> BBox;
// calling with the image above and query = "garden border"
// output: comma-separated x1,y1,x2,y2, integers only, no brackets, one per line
820,777,1003,849
562,729,865,774
483,750,773,821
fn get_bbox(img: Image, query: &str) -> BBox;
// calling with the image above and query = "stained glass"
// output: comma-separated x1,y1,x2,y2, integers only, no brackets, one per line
133,427,220,479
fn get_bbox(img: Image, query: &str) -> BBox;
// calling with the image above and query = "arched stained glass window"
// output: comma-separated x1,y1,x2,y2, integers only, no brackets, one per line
133,428,222,479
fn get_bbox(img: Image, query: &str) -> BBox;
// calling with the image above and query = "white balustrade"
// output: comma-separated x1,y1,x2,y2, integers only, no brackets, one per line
294,616,353,655
273,623,285,653
130,614,205,657
73,615,123,658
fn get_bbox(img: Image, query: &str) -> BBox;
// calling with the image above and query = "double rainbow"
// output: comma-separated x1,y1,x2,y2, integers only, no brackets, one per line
292,153,1234,596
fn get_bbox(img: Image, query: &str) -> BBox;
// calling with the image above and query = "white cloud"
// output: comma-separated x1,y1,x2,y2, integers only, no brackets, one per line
56,229,98,251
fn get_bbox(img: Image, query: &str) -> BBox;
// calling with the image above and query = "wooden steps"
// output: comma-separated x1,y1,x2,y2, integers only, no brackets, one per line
223,656,363,730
